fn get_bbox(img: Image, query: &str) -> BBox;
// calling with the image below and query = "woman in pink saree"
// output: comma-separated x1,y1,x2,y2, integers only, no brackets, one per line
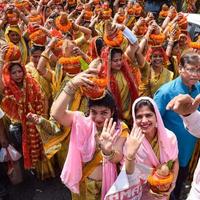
105,97,179,200
131,97,179,199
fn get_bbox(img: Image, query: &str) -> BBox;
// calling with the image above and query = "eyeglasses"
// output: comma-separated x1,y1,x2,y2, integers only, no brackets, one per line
185,68,200,74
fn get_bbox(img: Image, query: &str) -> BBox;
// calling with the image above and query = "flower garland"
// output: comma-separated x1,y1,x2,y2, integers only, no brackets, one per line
117,15,126,24
189,42,200,49
29,30,47,45
68,0,76,6
58,56,81,74
102,9,112,19
58,56,81,65
15,0,31,12
149,33,165,46
50,29,63,39
52,40,63,58
103,30,124,47
133,4,142,16
6,13,19,25
178,16,188,31
159,10,168,19
29,15,43,24
55,16,72,33
135,24,148,36
82,77,107,99
84,10,93,21
4,43,21,62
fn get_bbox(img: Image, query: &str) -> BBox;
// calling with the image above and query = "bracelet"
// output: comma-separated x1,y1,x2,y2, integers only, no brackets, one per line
68,80,77,91
63,86,76,96
101,150,115,161
125,155,136,161
168,41,174,47
41,52,49,60
63,81,77,96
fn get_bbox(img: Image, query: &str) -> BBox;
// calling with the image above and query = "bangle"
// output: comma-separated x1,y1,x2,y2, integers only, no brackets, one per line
125,155,136,161
41,52,49,60
63,80,77,96
63,86,75,96
168,41,174,46
101,150,115,161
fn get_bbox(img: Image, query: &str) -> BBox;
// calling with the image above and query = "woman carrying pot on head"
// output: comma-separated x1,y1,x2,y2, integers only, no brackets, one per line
0,44,55,180
51,68,129,200
101,21,145,127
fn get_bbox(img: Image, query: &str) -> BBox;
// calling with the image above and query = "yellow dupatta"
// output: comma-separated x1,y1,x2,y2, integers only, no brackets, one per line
5,26,28,65
25,62,52,99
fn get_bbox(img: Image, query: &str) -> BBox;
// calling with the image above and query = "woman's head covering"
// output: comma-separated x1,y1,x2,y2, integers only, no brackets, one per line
101,47,139,118
2,62,26,101
145,46,169,66
88,36,104,60
5,25,28,65
132,96,178,165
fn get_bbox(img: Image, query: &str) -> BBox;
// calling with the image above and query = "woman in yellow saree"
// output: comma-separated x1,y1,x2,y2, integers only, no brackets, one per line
139,46,173,97
5,25,28,65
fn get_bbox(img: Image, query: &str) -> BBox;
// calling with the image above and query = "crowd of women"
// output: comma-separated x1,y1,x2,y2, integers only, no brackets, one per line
0,0,200,199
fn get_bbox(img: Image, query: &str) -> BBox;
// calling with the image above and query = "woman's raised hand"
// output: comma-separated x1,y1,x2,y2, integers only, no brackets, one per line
125,125,144,160
99,118,118,155
70,68,99,89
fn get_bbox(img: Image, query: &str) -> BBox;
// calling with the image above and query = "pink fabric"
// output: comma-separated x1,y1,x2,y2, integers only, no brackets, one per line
101,125,122,199
61,111,120,199
132,97,178,200
102,160,117,200
132,97,178,166
60,112,96,193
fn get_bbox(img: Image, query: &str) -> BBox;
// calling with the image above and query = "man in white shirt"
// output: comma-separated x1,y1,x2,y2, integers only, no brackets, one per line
167,94,200,200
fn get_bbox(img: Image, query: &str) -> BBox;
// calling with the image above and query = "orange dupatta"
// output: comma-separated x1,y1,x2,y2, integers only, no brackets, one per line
1,63,45,169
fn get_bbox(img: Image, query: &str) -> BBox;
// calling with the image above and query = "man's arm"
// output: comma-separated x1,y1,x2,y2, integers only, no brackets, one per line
182,111,200,138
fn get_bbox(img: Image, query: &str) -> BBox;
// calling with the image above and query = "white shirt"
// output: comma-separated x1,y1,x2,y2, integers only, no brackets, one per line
182,111,200,200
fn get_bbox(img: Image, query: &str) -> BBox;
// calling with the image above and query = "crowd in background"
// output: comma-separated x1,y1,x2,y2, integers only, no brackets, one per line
0,0,200,199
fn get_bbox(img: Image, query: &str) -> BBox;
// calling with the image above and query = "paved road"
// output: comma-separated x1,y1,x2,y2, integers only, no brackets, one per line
8,173,71,200
4,166,191,200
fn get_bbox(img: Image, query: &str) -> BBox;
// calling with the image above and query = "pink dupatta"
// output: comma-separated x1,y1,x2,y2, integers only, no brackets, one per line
132,97,178,166
60,111,120,199
132,97,178,200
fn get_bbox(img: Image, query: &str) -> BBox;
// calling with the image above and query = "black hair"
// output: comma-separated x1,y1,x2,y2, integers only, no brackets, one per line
96,37,104,57
64,32,73,40
88,90,118,122
134,99,155,115
8,63,23,72
172,41,179,49
110,48,123,60
30,45,45,54
180,51,200,69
